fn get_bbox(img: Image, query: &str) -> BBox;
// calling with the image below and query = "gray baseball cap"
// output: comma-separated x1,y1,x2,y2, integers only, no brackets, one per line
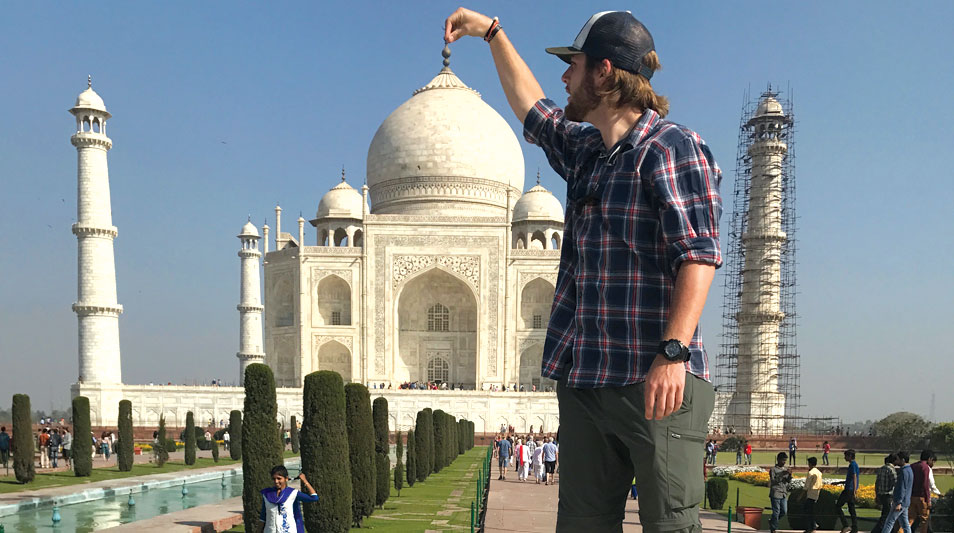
546,11,656,79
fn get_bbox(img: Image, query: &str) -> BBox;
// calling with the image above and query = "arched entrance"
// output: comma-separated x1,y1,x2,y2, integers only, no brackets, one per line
315,340,352,382
520,341,555,391
520,278,555,330
397,268,477,388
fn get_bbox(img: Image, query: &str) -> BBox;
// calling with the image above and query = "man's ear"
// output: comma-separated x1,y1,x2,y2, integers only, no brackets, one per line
600,58,613,78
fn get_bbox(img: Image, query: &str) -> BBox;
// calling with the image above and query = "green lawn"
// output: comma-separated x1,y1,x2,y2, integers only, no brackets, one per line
0,451,299,494
227,446,488,532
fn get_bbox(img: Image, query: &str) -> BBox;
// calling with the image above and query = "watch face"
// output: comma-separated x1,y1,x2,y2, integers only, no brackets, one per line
665,342,680,358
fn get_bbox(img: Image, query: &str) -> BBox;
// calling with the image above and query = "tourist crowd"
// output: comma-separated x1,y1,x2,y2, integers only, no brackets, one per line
492,430,559,485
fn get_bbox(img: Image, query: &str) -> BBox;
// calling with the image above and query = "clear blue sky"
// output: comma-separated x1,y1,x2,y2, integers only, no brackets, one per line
1,2,951,422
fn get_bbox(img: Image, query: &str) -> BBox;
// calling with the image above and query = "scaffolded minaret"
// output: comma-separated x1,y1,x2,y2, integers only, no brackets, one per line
718,88,799,435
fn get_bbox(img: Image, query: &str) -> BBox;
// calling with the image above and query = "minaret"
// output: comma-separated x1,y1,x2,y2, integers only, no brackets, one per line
732,90,790,434
237,219,266,384
70,77,123,386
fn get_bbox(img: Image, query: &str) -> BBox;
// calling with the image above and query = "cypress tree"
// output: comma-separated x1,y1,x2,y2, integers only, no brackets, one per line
394,430,404,497
71,395,92,477
155,415,169,467
422,408,434,477
290,415,300,454
12,394,35,483
457,419,466,456
242,364,284,530
414,410,429,482
372,397,390,508
211,435,219,462
228,410,242,461
117,400,134,471
432,409,446,473
184,411,196,465
301,371,352,533
405,428,416,488
344,383,375,526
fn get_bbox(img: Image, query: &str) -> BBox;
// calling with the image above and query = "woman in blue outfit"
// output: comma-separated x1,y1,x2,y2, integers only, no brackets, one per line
259,465,319,533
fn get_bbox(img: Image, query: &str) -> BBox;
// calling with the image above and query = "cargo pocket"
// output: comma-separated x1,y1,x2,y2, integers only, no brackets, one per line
666,427,707,511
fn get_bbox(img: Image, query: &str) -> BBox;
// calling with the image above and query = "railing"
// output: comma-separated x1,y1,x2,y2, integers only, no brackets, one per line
471,445,492,532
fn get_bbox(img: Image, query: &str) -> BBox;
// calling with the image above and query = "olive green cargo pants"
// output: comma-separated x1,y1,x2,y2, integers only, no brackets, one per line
555,371,715,533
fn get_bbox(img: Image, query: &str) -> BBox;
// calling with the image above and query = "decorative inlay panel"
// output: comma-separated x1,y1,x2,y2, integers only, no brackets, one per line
313,335,354,352
392,255,480,294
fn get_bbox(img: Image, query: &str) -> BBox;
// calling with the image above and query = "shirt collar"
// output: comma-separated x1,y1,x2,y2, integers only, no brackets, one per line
598,108,661,157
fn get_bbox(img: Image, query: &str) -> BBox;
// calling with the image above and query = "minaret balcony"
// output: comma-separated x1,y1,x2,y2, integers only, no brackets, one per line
72,224,118,238
70,133,112,149
736,311,785,324
72,303,123,317
236,304,264,313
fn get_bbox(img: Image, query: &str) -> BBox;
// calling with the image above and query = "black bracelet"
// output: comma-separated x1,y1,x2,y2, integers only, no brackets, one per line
487,23,502,43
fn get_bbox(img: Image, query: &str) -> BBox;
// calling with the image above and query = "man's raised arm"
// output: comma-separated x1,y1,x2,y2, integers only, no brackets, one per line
444,7,545,124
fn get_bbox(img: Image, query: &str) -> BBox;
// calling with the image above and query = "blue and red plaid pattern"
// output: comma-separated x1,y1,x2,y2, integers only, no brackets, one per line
524,98,723,388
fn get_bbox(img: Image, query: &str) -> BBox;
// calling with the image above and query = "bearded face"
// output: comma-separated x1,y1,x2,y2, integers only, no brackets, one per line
565,66,601,122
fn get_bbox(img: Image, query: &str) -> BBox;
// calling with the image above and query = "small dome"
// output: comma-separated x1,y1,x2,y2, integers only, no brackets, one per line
316,177,364,220
239,220,259,237
513,183,564,223
755,96,784,117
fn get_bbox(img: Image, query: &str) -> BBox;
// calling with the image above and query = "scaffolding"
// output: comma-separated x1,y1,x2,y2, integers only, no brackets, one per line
715,86,801,435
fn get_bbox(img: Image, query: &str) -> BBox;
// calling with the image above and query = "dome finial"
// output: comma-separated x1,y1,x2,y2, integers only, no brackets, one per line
442,44,451,68
88,75,92,89
536,167,541,185
341,166,346,182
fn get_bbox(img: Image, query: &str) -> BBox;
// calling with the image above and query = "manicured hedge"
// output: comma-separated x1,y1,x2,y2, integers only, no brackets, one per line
155,415,169,466
394,430,404,496
117,400,134,471
184,411,196,465
301,371,352,533
228,410,242,461
71,396,92,477
414,410,431,482
405,428,416,488
432,409,446,473
290,415,300,454
706,477,728,509
241,364,284,530
12,394,35,483
372,397,390,508
345,383,375,527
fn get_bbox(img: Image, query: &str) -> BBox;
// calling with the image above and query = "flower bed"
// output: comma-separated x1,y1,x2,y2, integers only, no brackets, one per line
714,466,877,508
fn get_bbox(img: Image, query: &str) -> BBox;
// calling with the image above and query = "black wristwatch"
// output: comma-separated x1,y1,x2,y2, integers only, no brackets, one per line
657,339,690,362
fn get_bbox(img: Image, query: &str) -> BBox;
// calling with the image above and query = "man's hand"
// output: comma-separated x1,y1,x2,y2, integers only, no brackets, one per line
895,504,902,512
444,7,493,43
644,354,686,420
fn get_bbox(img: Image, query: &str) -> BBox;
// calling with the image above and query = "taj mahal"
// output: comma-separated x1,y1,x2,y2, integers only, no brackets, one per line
70,53,564,433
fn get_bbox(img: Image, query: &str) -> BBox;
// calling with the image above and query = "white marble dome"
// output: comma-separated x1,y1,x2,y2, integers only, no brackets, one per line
755,96,784,117
74,87,109,113
513,183,564,223
316,177,364,220
239,220,259,237
366,57,524,216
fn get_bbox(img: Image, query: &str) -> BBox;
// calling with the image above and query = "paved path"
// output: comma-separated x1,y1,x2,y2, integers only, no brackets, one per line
484,472,754,533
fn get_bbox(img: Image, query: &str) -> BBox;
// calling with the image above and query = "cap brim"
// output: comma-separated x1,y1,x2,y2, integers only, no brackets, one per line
545,46,583,64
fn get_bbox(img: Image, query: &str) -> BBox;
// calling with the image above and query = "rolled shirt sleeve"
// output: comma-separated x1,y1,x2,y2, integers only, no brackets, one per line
651,136,723,273
523,98,600,182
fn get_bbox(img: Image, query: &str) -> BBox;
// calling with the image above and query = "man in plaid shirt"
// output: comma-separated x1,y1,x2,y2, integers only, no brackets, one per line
874,454,900,533
447,8,721,533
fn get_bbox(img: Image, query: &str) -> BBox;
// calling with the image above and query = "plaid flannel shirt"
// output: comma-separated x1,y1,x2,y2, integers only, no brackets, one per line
876,464,898,496
524,98,722,388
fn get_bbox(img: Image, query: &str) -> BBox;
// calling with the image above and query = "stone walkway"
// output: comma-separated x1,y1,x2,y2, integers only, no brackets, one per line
484,472,754,533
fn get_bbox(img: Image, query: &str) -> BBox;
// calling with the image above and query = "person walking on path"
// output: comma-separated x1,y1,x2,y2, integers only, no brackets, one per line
223,430,230,451
259,465,318,533
736,443,743,465
710,440,719,465
789,437,798,466
909,450,935,533
48,428,62,469
822,441,831,466
38,429,50,469
532,437,545,484
61,428,72,470
0,427,10,470
496,434,512,481
880,451,913,533
837,449,860,533
542,437,559,486
874,453,900,533
705,440,713,466
517,438,532,481
769,452,792,533
744,441,753,465
805,457,824,533
445,8,721,531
